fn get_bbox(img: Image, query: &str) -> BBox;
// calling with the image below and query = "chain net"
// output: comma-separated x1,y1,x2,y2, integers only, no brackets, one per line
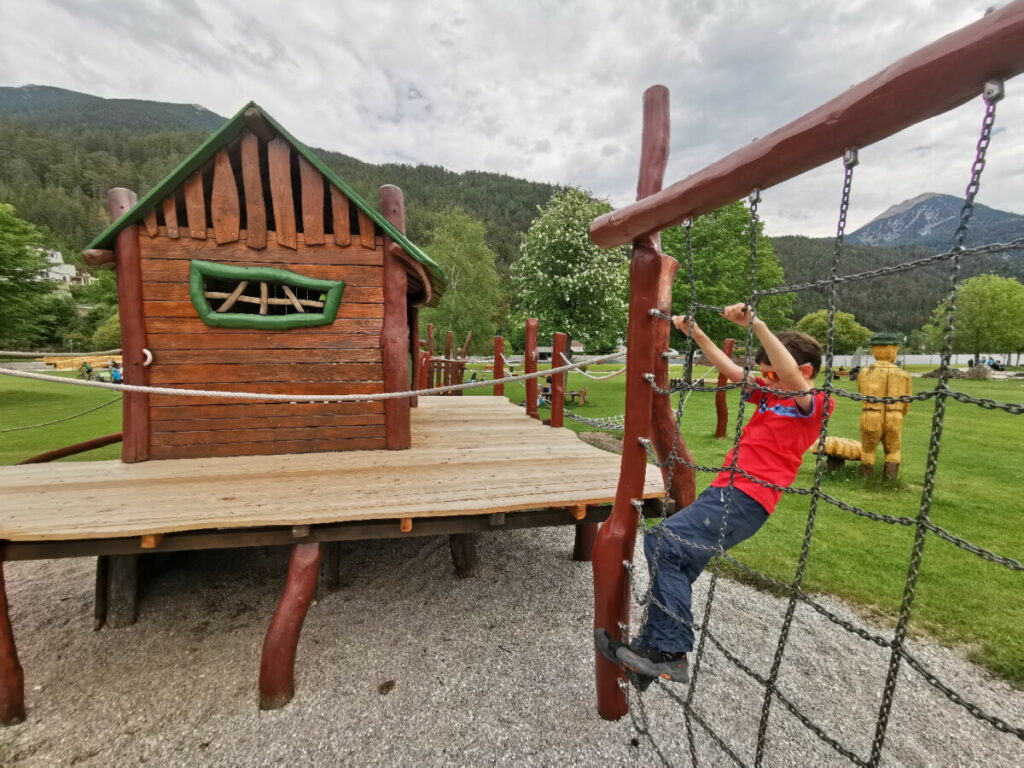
619,85,1023,766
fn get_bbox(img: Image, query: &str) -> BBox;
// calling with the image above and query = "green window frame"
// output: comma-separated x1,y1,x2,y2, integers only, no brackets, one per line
189,259,345,330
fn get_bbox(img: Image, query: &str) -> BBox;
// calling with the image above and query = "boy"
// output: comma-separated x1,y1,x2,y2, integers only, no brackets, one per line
596,303,832,688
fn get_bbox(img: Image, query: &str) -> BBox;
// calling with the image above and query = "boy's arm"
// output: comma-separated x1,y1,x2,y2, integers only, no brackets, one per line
722,304,813,411
672,315,747,383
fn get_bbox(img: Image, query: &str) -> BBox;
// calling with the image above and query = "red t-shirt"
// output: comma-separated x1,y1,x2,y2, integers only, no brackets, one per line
710,377,833,514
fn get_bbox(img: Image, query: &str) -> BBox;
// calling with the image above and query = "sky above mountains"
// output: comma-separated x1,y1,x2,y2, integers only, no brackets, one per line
2,0,1022,237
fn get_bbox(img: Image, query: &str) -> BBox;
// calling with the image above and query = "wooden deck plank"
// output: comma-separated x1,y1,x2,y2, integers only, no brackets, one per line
0,398,660,541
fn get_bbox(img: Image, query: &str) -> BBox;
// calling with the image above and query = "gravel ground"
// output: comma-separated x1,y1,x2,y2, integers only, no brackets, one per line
1,527,1021,767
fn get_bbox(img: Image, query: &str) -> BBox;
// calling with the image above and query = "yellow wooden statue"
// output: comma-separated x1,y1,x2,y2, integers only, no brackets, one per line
858,332,912,478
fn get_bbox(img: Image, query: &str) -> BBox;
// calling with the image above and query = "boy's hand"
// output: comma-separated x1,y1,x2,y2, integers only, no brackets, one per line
721,303,756,328
672,315,699,337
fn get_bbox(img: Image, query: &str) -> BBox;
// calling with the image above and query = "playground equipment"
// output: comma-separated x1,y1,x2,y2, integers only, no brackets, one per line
590,3,1024,765
858,331,913,478
0,107,666,724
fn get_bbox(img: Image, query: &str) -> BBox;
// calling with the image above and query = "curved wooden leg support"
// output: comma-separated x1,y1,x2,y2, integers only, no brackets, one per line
259,542,321,711
449,533,479,578
572,523,598,562
0,562,25,725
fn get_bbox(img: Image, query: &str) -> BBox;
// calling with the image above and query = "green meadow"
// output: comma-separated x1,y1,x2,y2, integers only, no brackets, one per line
2,362,1021,685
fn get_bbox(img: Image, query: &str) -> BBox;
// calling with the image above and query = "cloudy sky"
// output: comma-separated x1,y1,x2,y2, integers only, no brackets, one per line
2,0,1021,236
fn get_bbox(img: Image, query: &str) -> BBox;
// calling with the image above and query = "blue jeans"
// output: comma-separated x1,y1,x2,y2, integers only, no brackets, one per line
636,486,769,654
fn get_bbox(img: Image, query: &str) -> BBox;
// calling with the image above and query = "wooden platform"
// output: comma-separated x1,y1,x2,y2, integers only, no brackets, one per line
0,397,663,543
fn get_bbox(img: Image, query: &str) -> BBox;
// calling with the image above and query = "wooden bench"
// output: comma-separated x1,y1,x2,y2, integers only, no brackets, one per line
565,388,588,406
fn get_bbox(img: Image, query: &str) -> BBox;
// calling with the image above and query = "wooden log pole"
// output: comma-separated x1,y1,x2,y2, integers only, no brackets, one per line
573,521,598,562
592,85,667,720
525,318,539,419
0,561,25,725
550,332,568,428
380,185,411,449
448,533,479,578
409,306,420,407
422,324,435,389
259,542,322,710
651,254,696,511
320,542,342,593
105,554,139,628
590,3,1024,248
715,338,736,438
493,336,505,396
17,433,122,465
108,187,149,463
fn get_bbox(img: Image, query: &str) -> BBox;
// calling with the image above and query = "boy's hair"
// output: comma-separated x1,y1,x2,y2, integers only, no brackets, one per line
755,331,822,377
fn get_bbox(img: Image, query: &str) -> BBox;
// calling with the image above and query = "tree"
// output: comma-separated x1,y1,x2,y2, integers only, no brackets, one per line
661,202,793,346
419,208,503,354
0,203,54,347
91,311,121,350
923,274,1024,360
794,310,873,354
512,188,629,353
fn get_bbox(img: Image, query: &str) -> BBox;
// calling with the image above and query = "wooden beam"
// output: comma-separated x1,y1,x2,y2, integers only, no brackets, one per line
592,85,666,721
108,186,150,463
525,318,539,420
320,542,342,592
139,533,164,549
240,132,267,249
81,249,115,269
259,542,321,710
298,157,325,245
183,172,206,239
142,210,158,237
448,533,479,578
409,305,420,408
590,4,1024,247
357,209,376,249
243,107,277,143
0,561,25,725
399,517,412,533
550,332,568,428
330,186,351,246
211,151,241,244
162,196,179,239
267,136,296,249
105,554,139,628
380,184,411,449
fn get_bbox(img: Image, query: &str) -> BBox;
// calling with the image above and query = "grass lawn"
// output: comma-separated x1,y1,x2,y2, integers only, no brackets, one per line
3,362,1022,685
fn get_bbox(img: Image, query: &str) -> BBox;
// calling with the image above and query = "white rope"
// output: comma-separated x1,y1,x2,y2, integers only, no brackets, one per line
0,348,122,358
0,351,623,403
559,352,627,380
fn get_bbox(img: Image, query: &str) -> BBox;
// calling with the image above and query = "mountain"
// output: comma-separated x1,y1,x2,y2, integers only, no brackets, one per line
0,85,226,133
847,192,1024,250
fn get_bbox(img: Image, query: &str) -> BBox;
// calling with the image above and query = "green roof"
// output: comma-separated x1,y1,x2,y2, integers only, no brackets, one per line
85,101,446,306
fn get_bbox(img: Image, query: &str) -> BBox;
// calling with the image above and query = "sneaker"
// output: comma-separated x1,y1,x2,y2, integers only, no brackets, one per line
617,644,689,684
594,629,655,692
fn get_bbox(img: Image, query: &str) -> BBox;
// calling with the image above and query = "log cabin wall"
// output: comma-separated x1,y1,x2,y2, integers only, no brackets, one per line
138,128,390,460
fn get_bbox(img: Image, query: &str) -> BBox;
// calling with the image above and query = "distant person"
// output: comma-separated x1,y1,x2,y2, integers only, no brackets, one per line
849,365,861,382
469,372,479,383
110,363,123,384
79,361,93,380
967,358,975,368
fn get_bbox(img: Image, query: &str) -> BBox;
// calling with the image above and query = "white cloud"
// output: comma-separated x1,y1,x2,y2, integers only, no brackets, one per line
1,0,1020,236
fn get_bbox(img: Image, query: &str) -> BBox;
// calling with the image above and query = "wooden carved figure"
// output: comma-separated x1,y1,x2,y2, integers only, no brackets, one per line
857,331,912,478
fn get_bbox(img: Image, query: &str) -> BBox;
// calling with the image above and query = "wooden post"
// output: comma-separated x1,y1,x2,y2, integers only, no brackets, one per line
448,533,479,578
380,185,410,449
105,554,139,629
259,542,321,710
550,332,568,428
422,324,435,389
493,336,505,396
592,85,667,720
651,254,697,512
0,561,25,725
525,318,539,419
108,188,149,463
715,338,736,438
573,521,598,562
408,306,420,408
320,542,342,593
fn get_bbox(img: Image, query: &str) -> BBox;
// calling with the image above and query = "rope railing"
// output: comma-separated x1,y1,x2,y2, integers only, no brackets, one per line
0,350,624,403
559,352,627,380
0,349,122,358
0,397,122,434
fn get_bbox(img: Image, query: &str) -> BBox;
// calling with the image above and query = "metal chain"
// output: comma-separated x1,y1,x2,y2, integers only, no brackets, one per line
868,81,1003,767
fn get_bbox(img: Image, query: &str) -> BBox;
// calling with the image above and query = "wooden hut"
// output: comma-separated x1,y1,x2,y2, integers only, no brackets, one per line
83,102,445,461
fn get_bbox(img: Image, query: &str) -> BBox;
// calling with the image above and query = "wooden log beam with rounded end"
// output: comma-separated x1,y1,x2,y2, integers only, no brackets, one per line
17,432,123,465
258,542,321,711
380,185,411,449
550,332,568,428
109,186,150,463
493,336,505,396
590,4,1024,248
593,84,668,721
651,254,696,513
400,517,413,533
0,562,25,726
715,338,736,438
448,533,479,578
525,318,539,419
243,107,277,143
81,249,115,269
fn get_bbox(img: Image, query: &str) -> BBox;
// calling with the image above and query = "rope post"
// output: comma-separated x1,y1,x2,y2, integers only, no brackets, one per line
108,188,150,463
550,333,568,428
715,338,736,438
424,324,435,389
444,331,454,391
408,305,420,408
525,318,540,420
493,336,505,396
592,83,668,720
